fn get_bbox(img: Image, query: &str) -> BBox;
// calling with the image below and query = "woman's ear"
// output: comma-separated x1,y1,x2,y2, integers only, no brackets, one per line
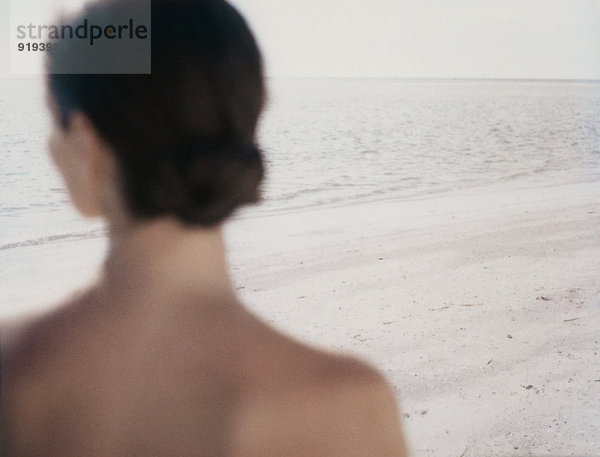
49,111,121,219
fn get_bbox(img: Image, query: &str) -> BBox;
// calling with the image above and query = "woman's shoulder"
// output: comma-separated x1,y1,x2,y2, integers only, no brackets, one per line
0,290,97,391
0,311,54,374
238,313,397,398
232,355,407,457
0,309,62,444
232,321,408,456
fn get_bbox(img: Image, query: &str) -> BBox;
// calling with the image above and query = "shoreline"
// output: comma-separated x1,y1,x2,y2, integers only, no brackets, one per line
1,178,599,455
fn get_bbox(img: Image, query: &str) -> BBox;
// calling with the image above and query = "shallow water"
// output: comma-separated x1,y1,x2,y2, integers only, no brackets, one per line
1,77,599,249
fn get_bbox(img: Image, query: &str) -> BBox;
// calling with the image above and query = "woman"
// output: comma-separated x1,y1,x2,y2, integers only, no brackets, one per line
0,0,408,455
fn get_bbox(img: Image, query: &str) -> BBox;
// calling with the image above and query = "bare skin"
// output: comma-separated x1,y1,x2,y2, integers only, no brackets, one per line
0,108,408,456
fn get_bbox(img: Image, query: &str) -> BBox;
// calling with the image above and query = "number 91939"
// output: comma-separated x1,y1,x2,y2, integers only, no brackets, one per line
17,42,58,52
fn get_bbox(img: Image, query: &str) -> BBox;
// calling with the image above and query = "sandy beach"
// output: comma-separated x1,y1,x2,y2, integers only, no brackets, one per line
1,177,599,456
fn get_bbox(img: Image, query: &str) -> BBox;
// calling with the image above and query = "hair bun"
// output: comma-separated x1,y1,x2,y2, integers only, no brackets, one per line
151,135,264,225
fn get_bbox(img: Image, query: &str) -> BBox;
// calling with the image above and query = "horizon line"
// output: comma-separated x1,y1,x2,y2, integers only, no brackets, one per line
1,75,599,83
265,76,600,83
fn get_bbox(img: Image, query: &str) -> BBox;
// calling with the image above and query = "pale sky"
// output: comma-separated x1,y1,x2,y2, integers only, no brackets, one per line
3,0,600,78
230,0,600,79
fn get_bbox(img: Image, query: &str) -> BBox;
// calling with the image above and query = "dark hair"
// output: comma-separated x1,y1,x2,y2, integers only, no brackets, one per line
47,0,266,226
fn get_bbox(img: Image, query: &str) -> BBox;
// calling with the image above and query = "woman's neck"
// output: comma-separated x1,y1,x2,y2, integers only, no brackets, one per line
101,217,238,306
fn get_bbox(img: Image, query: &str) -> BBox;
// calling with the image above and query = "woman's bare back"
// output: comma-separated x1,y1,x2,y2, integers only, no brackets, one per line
1,285,407,457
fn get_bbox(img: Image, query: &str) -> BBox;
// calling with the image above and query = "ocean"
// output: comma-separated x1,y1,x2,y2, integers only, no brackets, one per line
1,77,599,251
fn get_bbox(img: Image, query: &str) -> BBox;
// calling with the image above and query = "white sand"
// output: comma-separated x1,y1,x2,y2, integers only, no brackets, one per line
1,178,599,456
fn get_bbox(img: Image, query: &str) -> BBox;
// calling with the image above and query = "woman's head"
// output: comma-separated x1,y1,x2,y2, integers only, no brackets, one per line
46,0,266,227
